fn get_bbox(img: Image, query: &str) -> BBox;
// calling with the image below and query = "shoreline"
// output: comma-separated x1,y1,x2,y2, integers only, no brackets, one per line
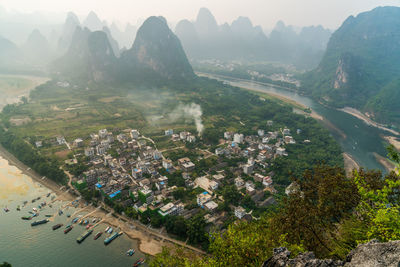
343,152,359,176
382,135,400,151
373,152,397,173
340,107,400,136
0,143,203,257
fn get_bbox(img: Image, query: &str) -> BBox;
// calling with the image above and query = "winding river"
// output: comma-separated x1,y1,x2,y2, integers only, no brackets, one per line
200,72,399,172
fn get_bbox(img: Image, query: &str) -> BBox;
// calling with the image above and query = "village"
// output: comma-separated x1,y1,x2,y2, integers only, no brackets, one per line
34,121,304,234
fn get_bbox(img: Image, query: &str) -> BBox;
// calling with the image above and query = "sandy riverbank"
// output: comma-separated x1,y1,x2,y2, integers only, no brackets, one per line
0,144,74,202
383,135,400,151
343,152,359,176
373,152,397,173
340,107,400,136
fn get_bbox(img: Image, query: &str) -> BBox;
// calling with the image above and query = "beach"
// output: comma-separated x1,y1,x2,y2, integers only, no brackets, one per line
383,135,400,151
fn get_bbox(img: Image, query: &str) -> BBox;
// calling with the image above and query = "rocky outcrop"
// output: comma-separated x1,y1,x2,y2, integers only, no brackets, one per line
344,239,400,267
262,247,342,267
263,240,400,267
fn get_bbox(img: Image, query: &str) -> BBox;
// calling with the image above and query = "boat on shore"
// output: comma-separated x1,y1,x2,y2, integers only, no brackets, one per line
104,226,110,233
21,215,32,220
52,224,63,230
77,229,93,243
94,232,102,240
4,207,9,212
107,227,113,234
16,205,21,211
133,258,145,267
64,226,73,234
86,224,93,229
45,214,52,218
31,219,49,226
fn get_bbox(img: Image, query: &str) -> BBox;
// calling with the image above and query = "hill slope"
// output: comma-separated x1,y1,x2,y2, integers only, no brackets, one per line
302,6,400,126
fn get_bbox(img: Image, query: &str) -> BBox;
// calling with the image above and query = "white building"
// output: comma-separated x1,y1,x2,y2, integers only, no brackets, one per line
276,147,286,156
234,206,246,219
130,129,139,139
257,129,265,136
84,147,95,157
235,177,244,188
158,203,184,217
162,159,173,170
197,192,212,206
96,144,107,155
98,129,108,139
224,132,233,140
233,133,244,144
165,129,173,136
243,163,254,175
73,138,84,147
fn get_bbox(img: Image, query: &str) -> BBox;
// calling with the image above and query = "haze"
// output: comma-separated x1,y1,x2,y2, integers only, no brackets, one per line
1,0,400,30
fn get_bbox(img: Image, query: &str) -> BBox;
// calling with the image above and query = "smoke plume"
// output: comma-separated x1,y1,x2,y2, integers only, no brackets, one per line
169,103,204,135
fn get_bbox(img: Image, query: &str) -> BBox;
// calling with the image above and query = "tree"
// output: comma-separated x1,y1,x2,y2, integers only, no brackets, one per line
221,185,241,206
269,165,360,257
186,214,207,245
0,263,12,267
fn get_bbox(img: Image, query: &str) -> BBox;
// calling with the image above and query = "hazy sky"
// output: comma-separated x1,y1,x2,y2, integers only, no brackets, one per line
1,0,400,29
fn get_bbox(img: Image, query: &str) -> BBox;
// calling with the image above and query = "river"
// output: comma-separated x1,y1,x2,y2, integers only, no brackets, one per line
200,73,399,172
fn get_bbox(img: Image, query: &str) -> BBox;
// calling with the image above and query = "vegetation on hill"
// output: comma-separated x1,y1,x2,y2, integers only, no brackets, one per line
302,6,400,128
150,147,400,266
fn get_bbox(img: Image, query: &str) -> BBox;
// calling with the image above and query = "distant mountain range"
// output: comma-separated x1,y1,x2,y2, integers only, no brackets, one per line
175,8,331,69
52,16,194,82
302,6,400,127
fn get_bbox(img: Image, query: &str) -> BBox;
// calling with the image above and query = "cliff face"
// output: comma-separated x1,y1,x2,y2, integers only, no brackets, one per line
263,240,400,267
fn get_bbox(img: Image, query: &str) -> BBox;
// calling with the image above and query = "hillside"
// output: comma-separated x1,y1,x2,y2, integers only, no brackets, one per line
302,6,400,127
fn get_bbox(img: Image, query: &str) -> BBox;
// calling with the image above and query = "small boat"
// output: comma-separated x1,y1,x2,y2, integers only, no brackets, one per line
21,216,32,220
67,214,71,218
32,208,37,212
32,213,38,217
133,258,145,267
86,224,92,229
23,201,28,205
105,226,110,233
94,232,102,240
79,220,84,225
4,207,9,212
36,197,41,200
47,193,51,197
92,218,97,223
58,210,63,216
64,226,73,234
38,205,42,209
126,249,135,256
83,220,88,225
107,227,113,234
45,214,52,217
32,199,36,203
72,218,79,223
52,224,63,230
16,205,21,211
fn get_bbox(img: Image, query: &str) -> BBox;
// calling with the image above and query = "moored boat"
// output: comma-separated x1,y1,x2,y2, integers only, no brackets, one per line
31,219,49,226
126,249,135,256
103,231,122,245
76,229,93,243
105,226,110,233
21,215,32,220
52,223,63,230
4,207,9,212
133,258,145,267
94,232,102,240
64,225,73,234
107,227,113,234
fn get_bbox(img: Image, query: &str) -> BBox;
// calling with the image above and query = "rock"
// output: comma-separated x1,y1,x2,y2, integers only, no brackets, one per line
262,247,343,267
263,240,400,267
344,239,400,267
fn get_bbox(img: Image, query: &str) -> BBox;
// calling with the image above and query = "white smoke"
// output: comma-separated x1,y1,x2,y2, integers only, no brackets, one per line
169,103,204,136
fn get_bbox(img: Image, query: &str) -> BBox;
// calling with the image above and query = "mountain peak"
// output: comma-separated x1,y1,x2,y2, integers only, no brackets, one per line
195,7,219,38
83,11,104,31
123,16,194,80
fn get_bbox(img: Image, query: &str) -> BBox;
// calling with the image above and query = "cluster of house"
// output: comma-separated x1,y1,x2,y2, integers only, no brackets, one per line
165,129,196,143
36,123,304,230
216,124,300,162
